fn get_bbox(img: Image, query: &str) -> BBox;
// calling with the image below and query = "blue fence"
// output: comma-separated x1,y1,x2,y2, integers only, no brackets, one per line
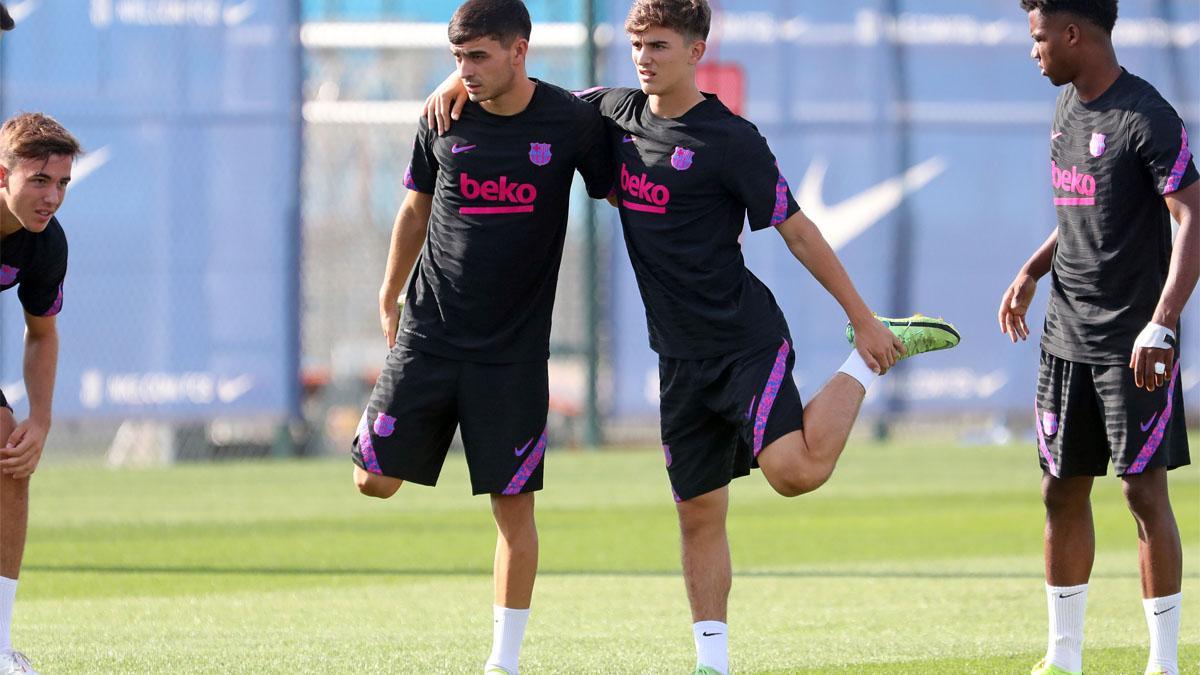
0,1,302,421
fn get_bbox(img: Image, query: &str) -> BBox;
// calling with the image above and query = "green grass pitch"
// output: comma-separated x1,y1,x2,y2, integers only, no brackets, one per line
16,435,1199,673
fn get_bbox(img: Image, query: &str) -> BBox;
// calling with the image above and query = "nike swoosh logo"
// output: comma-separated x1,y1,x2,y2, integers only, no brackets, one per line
1154,606,1177,616
1140,412,1159,432
71,145,112,186
7,0,39,23
217,375,255,403
1058,591,1084,599
623,135,636,143
514,438,533,457
451,144,476,154
224,1,256,26
701,632,723,637
1051,132,1064,140
799,156,947,251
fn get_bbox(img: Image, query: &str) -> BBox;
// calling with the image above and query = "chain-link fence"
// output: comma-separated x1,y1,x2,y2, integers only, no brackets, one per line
299,16,607,456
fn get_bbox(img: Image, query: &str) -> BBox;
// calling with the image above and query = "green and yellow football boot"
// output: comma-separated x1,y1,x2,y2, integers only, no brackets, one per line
845,313,961,359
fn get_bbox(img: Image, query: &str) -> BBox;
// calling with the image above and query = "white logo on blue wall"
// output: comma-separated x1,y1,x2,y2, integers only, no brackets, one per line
799,156,947,251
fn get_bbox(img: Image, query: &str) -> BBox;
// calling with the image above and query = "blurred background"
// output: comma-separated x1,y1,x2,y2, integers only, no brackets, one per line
1,0,1197,465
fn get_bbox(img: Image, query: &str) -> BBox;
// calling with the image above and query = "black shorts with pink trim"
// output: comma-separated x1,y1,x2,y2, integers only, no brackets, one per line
658,337,804,502
351,346,549,496
1035,350,1190,478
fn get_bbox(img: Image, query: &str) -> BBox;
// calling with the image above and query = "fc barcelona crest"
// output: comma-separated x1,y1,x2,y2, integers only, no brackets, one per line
529,142,552,166
670,146,694,171
1089,132,1107,157
373,413,396,437
1041,411,1059,437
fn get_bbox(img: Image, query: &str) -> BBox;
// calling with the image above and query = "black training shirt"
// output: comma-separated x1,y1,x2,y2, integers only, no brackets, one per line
399,80,613,363
0,216,67,317
578,87,801,359
1042,70,1198,364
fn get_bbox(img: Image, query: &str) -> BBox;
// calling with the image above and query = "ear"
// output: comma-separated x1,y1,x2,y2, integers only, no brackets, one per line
512,38,529,66
689,39,707,66
1064,22,1081,47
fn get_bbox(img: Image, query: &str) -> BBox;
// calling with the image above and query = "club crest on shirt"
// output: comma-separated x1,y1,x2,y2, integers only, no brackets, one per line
1042,411,1059,437
670,146,694,171
529,143,552,166
1089,133,1107,157
0,264,17,285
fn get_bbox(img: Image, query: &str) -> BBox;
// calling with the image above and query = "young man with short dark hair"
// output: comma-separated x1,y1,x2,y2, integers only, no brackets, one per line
0,107,81,675
350,1,612,672
999,2,1197,673
427,1,960,671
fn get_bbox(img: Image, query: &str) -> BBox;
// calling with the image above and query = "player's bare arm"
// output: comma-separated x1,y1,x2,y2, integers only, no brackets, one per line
775,209,903,374
0,313,57,480
999,228,1057,343
378,190,433,348
1130,180,1199,392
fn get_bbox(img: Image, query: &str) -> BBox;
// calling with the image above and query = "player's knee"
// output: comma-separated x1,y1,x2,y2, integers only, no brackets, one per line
767,467,825,497
0,408,13,443
354,468,401,499
1041,478,1088,514
1042,488,1079,514
492,495,537,541
1121,479,1169,521
676,500,725,539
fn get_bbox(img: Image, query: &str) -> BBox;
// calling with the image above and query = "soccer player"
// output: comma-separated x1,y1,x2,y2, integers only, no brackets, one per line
999,2,1198,674
425,1,960,672
0,109,79,675
349,1,612,672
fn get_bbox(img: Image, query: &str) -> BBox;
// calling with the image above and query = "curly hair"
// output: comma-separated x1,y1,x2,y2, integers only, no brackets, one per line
0,113,83,169
1019,0,1118,34
625,0,711,41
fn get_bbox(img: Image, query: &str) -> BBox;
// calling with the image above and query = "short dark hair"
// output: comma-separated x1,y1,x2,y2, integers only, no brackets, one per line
448,0,532,47
1,1,15,31
1020,0,1118,35
625,0,711,42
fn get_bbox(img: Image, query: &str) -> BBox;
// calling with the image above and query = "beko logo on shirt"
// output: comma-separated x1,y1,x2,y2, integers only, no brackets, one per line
1051,160,1097,206
458,173,537,215
619,163,671,214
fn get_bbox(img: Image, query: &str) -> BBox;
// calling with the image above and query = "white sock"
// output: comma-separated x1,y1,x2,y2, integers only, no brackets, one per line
693,620,728,674
1144,592,1181,675
1045,583,1087,673
485,605,530,675
0,576,16,654
838,350,878,390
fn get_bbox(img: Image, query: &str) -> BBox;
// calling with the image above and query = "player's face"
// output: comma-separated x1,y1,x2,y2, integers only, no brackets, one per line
1027,9,1075,86
629,26,705,96
451,36,525,103
0,154,72,233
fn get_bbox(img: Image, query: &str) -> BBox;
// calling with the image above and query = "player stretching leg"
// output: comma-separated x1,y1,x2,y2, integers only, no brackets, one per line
0,109,80,675
349,2,612,673
1001,2,1198,674
425,1,959,671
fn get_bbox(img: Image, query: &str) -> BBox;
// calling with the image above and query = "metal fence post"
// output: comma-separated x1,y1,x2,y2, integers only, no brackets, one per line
583,0,603,448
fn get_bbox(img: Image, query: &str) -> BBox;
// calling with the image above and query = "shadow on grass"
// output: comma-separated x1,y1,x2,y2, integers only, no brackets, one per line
24,564,1142,580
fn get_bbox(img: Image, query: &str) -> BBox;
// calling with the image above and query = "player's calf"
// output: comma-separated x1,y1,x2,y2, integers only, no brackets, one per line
353,465,402,498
